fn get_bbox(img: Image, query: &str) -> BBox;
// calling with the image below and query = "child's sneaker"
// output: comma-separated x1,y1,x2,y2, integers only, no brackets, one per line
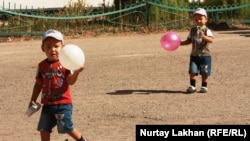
199,87,208,93
186,86,196,93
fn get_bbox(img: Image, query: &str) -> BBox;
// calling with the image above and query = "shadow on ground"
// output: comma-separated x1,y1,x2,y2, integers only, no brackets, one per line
218,30,250,37
106,89,186,95
208,22,250,37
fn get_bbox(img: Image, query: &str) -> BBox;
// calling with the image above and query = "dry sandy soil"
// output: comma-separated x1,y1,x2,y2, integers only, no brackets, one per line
0,29,250,141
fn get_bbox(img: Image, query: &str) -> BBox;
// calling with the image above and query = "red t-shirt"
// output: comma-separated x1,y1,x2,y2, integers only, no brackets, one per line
36,59,73,105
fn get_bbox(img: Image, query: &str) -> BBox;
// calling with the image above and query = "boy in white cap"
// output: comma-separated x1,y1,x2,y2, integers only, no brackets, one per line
28,29,87,141
181,8,214,93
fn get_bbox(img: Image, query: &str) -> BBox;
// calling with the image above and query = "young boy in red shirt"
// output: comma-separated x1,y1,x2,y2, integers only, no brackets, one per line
28,29,87,141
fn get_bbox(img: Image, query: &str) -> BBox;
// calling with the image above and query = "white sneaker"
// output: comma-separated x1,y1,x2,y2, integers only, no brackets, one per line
200,87,208,93
186,86,196,93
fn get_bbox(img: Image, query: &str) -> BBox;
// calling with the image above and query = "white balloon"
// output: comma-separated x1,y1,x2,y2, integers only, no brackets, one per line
59,44,85,70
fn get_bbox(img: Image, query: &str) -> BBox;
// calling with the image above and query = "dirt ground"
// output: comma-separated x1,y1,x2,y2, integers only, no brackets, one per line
0,29,250,141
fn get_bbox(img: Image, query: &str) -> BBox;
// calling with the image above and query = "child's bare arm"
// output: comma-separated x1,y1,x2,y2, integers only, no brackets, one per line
181,39,191,46
29,80,42,107
67,66,85,85
200,31,213,43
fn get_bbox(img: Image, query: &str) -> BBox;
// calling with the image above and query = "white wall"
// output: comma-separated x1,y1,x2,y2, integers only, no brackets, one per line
0,0,114,9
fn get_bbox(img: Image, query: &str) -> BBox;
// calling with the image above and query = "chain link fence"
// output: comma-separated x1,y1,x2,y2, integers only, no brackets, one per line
0,0,249,37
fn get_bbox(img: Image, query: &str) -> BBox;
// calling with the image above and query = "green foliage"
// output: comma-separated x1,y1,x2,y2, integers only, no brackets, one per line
0,0,249,37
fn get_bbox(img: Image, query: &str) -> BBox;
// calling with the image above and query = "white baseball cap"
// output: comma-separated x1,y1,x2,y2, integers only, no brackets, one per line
42,29,64,43
193,8,207,18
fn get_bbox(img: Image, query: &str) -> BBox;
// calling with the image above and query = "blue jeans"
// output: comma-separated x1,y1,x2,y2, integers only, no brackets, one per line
37,104,74,134
189,56,211,76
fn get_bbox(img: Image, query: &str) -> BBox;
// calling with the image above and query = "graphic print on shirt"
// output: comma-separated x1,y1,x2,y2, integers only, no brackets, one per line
42,65,65,102
190,27,209,56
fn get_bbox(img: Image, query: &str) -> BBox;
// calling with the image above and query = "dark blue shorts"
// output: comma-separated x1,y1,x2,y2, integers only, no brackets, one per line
189,56,211,76
37,104,74,134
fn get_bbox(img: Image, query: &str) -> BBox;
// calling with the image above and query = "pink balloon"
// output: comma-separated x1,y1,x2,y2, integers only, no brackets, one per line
160,32,181,51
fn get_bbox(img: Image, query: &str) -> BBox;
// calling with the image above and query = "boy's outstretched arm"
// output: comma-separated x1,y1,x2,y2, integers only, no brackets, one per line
181,39,191,46
67,66,85,85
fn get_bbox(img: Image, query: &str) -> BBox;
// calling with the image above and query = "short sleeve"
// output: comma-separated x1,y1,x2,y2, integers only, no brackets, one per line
187,30,192,40
65,69,73,78
36,66,42,79
206,29,213,37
